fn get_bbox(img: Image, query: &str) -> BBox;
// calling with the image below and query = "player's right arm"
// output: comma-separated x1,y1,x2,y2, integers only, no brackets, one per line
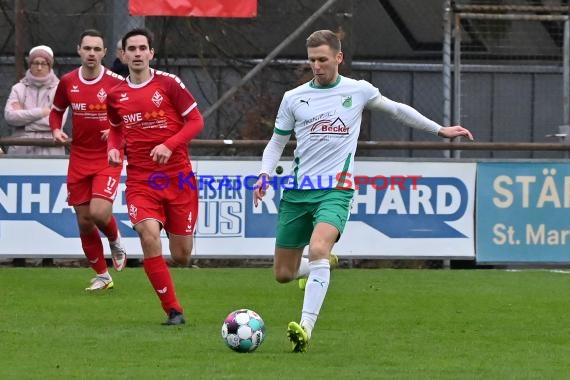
253,132,290,207
253,95,294,207
49,76,70,143
107,126,123,167
106,92,124,167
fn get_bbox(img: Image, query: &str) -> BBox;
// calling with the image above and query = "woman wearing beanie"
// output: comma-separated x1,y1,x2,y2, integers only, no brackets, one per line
3,45,66,155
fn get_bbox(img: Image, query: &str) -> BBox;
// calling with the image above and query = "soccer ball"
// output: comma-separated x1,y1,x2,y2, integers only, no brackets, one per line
221,309,265,353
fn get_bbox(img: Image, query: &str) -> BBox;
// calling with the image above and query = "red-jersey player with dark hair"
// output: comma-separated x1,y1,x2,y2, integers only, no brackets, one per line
107,28,204,325
50,29,128,291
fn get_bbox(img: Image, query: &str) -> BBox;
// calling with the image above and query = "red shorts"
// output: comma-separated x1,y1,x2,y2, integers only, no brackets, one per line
126,173,198,236
67,165,122,206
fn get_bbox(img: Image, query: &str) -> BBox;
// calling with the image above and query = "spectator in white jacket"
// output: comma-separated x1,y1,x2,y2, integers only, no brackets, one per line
4,45,65,155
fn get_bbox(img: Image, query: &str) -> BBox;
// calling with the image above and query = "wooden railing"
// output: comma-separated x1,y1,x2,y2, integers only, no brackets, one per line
1,137,570,152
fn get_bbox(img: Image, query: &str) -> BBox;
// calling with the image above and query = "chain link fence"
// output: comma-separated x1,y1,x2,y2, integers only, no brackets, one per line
447,0,569,158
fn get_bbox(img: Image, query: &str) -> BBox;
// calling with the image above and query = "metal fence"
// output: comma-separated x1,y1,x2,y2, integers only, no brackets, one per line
1,0,569,159
444,1,570,158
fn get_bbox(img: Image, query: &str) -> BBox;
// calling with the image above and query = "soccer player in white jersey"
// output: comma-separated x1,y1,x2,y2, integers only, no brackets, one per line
253,29,473,353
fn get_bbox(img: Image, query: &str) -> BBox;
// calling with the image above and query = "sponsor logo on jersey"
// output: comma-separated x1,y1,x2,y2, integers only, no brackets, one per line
123,112,143,124
309,118,349,135
144,110,166,120
88,103,106,111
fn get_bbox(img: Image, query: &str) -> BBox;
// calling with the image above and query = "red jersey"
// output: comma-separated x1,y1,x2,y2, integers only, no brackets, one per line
51,68,124,175
107,69,199,180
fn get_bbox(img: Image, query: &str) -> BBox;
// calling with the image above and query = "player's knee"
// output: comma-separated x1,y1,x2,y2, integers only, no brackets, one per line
275,275,292,284
90,209,109,226
77,217,95,233
169,239,192,266
171,248,191,266
274,268,295,283
137,230,160,249
308,242,331,260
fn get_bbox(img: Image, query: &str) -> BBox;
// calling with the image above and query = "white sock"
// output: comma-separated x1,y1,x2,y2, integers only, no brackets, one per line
296,257,310,278
300,320,313,340
110,231,122,246
300,258,330,338
98,271,111,280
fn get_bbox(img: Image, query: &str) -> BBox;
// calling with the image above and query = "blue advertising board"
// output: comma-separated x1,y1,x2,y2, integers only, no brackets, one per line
477,162,570,263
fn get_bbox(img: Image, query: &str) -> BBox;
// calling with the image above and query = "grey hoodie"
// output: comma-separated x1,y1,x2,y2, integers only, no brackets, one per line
3,69,65,155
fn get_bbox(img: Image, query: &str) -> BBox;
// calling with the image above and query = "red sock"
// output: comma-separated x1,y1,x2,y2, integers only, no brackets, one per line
80,227,107,274
99,216,119,243
143,255,183,314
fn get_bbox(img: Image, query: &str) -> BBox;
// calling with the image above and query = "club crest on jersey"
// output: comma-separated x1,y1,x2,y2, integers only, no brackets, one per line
97,88,107,103
152,91,164,107
341,95,352,108
129,204,138,219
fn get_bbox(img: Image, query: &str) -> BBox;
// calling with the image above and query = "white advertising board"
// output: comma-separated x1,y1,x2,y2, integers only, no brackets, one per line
0,158,475,258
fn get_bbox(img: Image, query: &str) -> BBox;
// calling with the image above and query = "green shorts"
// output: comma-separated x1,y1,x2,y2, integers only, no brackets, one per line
275,189,354,249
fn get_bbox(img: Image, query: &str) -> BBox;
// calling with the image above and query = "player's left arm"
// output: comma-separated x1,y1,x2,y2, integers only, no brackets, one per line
151,78,204,165
162,107,203,150
150,107,202,165
367,95,473,140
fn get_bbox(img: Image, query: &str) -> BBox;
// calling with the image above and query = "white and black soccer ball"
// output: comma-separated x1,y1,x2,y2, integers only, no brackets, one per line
221,308,265,353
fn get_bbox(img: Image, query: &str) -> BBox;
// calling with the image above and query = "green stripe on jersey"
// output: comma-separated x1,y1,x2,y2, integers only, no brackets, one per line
335,153,352,188
293,156,300,188
274,127,292,135
309,75,342,89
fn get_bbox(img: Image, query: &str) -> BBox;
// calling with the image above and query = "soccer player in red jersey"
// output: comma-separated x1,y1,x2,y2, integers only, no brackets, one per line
107,28,204,325
50,29,128,291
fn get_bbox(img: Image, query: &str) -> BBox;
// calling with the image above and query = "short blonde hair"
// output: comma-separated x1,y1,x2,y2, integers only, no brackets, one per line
306,30,341,52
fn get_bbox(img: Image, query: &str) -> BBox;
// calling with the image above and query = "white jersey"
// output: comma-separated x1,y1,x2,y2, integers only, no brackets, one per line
274,75,379,189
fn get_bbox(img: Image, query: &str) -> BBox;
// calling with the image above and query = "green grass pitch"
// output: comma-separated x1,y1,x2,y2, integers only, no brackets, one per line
2,267,570,379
